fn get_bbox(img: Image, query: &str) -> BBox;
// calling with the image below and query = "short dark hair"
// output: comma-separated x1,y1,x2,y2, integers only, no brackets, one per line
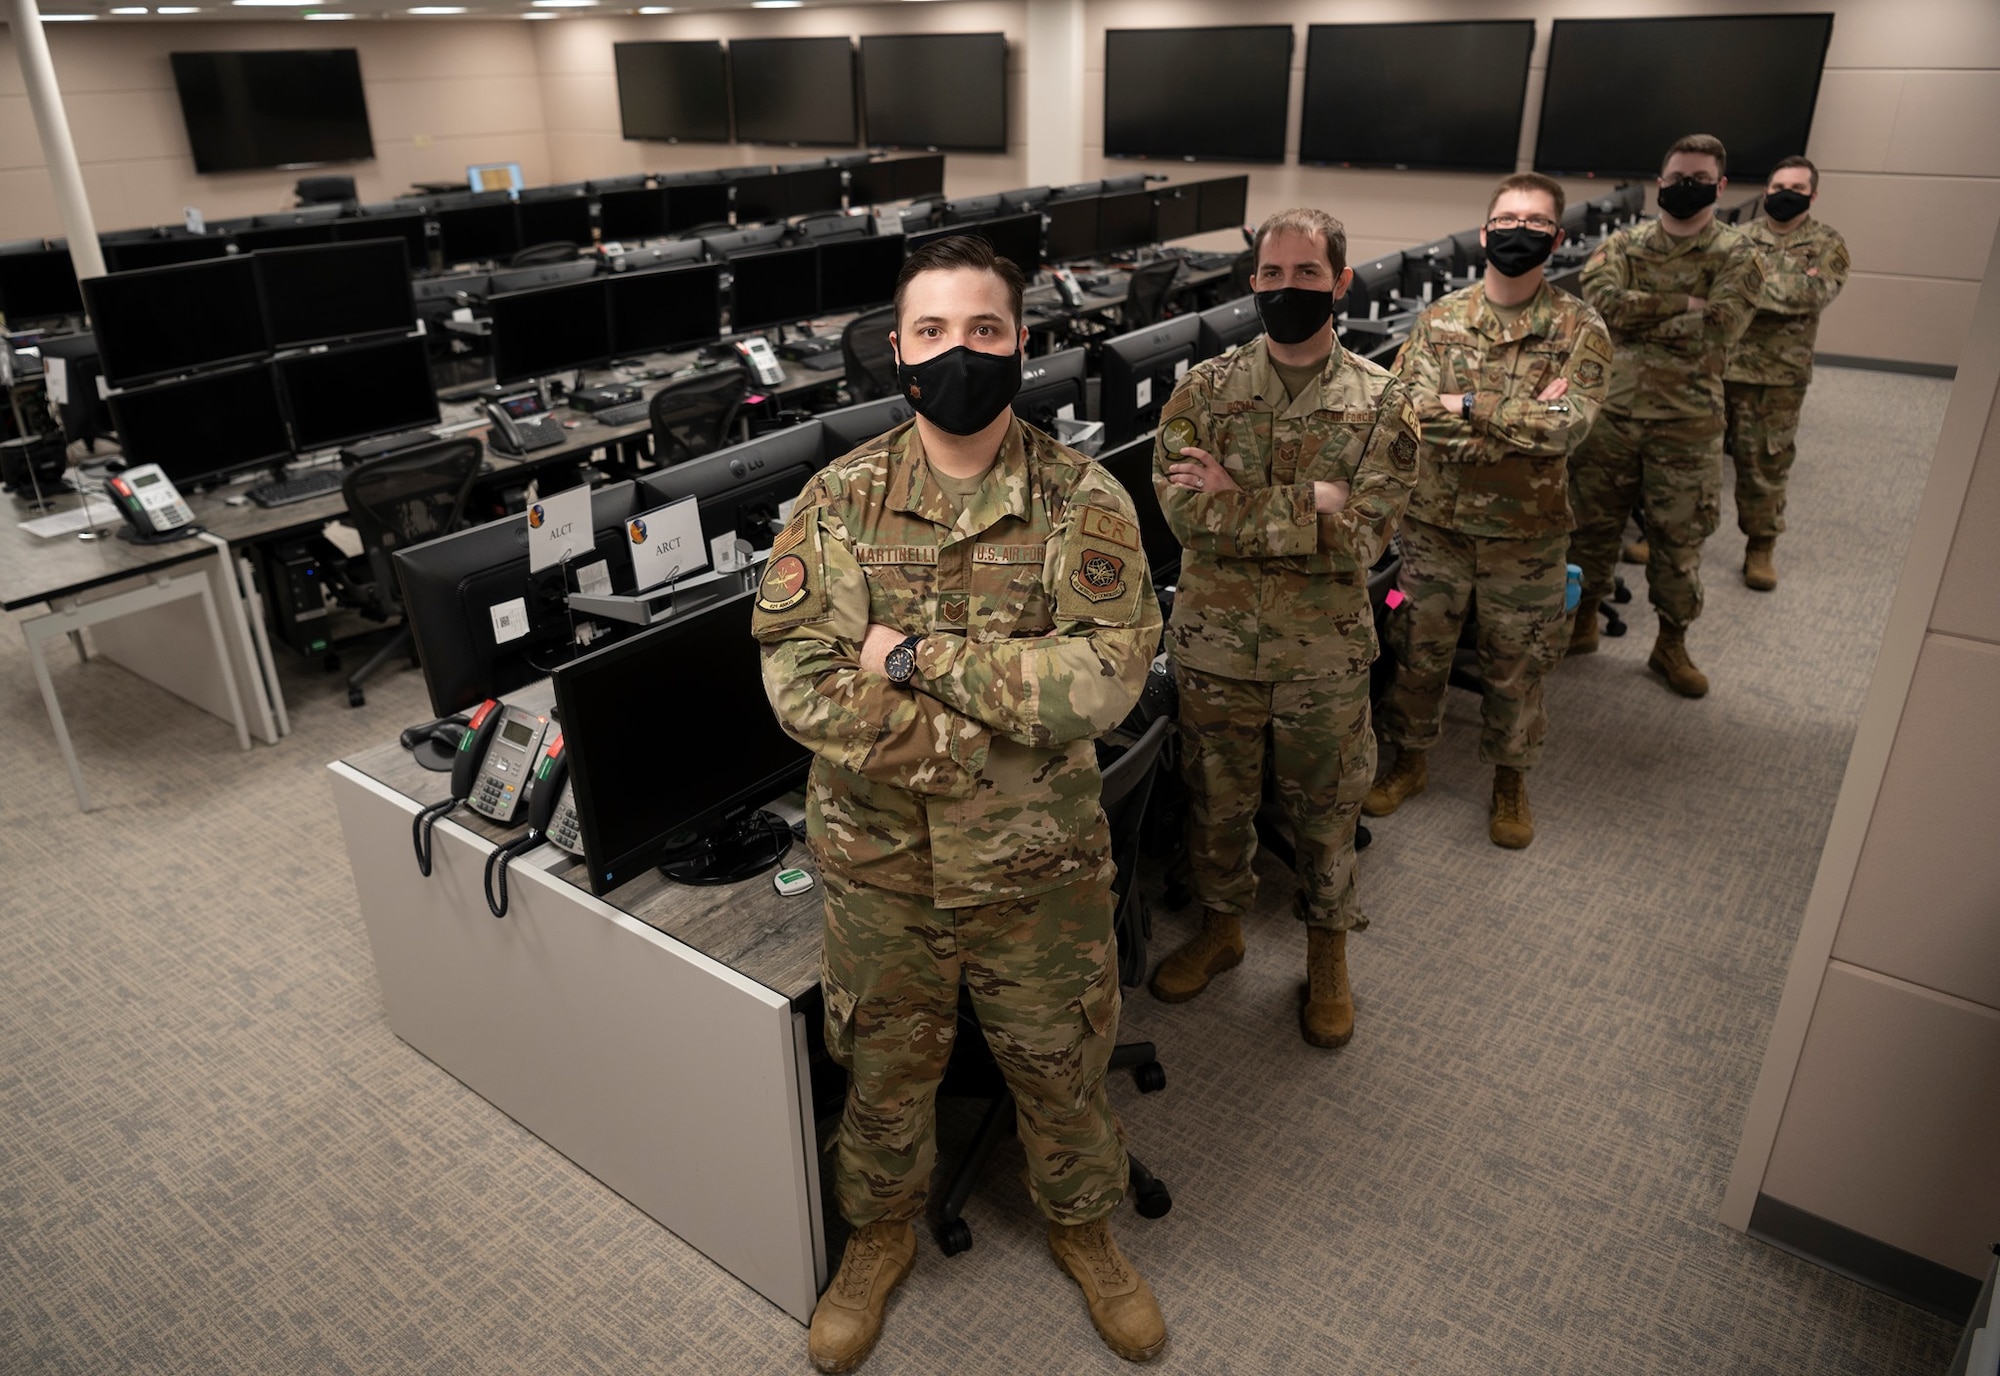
1770,155,1819,193
892,234,1025,331
1487,172,1565,223
1251,208,1349,277
1663,133,1728,178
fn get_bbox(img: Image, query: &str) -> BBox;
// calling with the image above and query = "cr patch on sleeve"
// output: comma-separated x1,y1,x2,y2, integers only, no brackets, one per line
1076,505,1139,551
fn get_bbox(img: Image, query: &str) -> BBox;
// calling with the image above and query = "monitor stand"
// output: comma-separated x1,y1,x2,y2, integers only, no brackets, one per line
658,809,794,887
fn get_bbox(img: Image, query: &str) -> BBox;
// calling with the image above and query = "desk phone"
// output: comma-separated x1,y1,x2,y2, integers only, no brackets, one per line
485,389,567,455
482,730,581,918
460,702,551,823
107,464,195,539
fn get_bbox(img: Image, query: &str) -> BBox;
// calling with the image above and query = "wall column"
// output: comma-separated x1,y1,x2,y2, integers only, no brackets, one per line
1023,0,1084,190
0,0,106,281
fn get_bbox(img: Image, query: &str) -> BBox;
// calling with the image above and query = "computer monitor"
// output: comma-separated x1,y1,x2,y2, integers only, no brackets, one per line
488,277,612,384
588,175,649,195
892,154,945,201
732,172,790,226
641,420,824,551
516,194,595,248
912,212,1040,279
1099,314,1200,446
998,186,1052,213
84,255,267,389
276,333,439,453
1096,190,1156,256
488,259,599,295
257,206,346,228
1347,251,1406,319
229,223,339,253
941,194,1002,227
1014,347,1087,432
1045,196,1100,262
0,244,84,322
1450,228,1486,275
107,363,292,487
257,238,416,349
729,246,819,333
702,225,787,260
665,181,733,234
786,165,847,218
467,162,525,194
393,479,648,718
1399,238,1457,301
332,211,430,266
1051,181,1103,202
597,186,672,242
553,589,811,894
816,233,904,315
846,160,895,207
1094,434,1180,582
1194,175,1250,233
815,394,912,462
608,262,723,355
434,203,522,266
1100,173,1150,194
1196,295,1261,359
1153,186,1199,243
101,234,233,274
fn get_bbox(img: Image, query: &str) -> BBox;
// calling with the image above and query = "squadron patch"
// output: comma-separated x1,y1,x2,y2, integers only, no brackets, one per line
1068,548,1127,603
1160,416,1199,456
1575,359,1605,388
1391,431,1418,473
757,553,811,612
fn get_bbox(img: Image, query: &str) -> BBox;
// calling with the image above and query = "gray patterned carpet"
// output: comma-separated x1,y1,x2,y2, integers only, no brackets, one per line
0,365,1965,1374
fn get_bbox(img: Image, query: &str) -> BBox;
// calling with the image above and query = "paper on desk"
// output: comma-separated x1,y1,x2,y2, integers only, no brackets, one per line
19,499,117,538
44,356,68,405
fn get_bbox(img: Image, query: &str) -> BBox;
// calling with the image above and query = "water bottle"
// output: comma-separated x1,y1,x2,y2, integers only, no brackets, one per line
1564,563,1582,613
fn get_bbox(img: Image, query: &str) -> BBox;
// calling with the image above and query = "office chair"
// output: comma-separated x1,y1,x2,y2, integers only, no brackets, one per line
1123,259,1182,332
296,174,357,207
841,305,900,402
324,439,483,708
510,240,580,268
648,370,749,467
1227,248,1256,299
932,713,1176,1257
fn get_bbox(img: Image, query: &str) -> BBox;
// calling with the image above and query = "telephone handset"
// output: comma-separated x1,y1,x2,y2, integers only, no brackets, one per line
485,389,566,456
734,337,786,389
107,464,199,542
483,732,582,917
412,699,550,877
1053,268,1087,309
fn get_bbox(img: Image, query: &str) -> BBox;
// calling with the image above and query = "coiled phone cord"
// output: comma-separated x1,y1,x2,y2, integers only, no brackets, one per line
482,830,544,919
412,797,458,877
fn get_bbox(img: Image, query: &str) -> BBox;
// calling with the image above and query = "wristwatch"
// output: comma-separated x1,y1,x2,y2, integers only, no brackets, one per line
884,634,924,684
1460,392,1475,420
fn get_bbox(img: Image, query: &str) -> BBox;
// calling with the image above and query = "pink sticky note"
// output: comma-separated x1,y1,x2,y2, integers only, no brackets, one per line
1384,589,1405,610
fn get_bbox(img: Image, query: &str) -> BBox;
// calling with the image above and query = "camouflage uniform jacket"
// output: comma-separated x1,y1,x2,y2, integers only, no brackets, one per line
1152,335,1419,682
1725,215,1850,388
1581,217,1766,420
1392,280,1612,538
752,416,1161,909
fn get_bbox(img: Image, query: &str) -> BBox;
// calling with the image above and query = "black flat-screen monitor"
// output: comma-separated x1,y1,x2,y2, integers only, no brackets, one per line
892,154,945,201
1300,22,1533,172
257,238,415,349
732,172,790,225
615,40,731,143
786,165,847,218
816,394,912,462
1100,314,1199,446
107,363,292,486
816,234,905,315
1045,196,1100,262
333,211,428,264
1096,190,1156,256
1015,347,1087,432
860,32,1006,152
85,255,267,388
276,333,438,452
1536,15,1835,179
666,181,733,234
846,160,897,207
229,223,339,253
434,204,521,266
553,589,811,895
913,212,1040,279
1153,186,1199,243
1094,434,1179,581
393,481,647,719
1196,295,1261,358
608,262,723,354
731,37,857,147
1194,175,1250,233
642,420,823,551
489,277,612,384
0,245,83,321
101,235,233,274
597,187,671,242
1104,27,1290,163
170,49,373,175
516,195,595,248
730,245,819,333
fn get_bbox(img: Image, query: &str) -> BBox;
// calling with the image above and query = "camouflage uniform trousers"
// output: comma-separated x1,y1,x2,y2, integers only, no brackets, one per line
1725,380,1810,539
1567,410,1724,629
1378,519,1572,770
1176,663,1374,933
818,867,1126,1229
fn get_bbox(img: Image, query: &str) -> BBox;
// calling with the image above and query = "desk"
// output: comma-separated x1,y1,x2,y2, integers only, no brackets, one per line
327,703,831,1324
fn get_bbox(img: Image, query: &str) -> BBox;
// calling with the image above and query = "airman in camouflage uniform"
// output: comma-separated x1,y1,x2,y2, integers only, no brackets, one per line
1146,207,1419,1050
754,236,1165,1371
1569,133,1764,697
1372,172,1612,849
1724,155,1850,591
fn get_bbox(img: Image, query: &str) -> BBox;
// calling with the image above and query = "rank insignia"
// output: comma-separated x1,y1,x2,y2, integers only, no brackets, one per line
1068,548,1127,603
757,553,810,612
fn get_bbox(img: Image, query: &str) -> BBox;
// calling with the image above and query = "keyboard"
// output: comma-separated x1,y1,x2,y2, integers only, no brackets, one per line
248,468,344,508
587,400,651,428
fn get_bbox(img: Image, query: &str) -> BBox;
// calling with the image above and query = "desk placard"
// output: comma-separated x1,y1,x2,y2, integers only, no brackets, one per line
526,483,592,574
627,496,708,592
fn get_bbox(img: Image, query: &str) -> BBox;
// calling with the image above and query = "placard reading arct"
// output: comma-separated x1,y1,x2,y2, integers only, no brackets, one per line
525,483,593,574
627,495,708,592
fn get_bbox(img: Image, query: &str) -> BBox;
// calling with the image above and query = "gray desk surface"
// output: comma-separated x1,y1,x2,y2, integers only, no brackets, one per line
340,731,825,1002
0,494,212,612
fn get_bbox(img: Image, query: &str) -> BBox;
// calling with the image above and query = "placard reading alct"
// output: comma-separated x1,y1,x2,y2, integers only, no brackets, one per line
627,495,708,592
525,483,592,574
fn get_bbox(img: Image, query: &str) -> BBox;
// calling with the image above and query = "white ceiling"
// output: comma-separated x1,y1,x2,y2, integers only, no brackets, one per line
24,0,960,18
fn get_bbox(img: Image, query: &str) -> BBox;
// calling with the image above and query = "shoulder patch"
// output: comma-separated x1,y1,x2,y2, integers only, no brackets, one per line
1077,504,1139,552
1391,430,1418,474
1067,547,1129,604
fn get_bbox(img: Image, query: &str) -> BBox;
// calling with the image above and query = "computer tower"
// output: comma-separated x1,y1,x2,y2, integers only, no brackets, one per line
259,538,334,657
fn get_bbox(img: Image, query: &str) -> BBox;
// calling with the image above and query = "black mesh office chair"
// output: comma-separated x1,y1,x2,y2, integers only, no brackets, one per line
1123,260,1182,332
295,174,356,206
648,370,749,466
325,439,483,708
841,305,900,402
1228,248,1256,299
932,713,1175,1257
510,241,580,268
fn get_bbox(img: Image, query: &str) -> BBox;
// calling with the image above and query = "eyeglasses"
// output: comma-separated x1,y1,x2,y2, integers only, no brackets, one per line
1661,174,1719,187
1486,215,1559,233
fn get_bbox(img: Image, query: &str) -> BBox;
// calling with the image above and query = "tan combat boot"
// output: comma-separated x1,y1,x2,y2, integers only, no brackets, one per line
1622,536,1651,565
1648,623,1710,698
1490,766,1534,849
1362,749,1427,817
1048,1216,1167,1362
808,1220,916,1373
1299,927,1354,1048
1744,537,1778,591
1567,598,1601,657
1148,910,1243,1003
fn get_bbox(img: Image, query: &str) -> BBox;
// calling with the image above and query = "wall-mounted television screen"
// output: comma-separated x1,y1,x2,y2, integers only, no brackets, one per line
615,40,731,143
1104,27,1291,164
170,49,374,175
1300,21,1534,172
860,33,1006,152
731,37,857,147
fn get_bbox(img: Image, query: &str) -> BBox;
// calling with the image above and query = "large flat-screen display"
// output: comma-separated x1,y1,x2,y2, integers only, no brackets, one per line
1104,27,1290,164
85,256,267,389
256,238,415,349
731,37,857,147
1535,15,1835,180
615,40,731,143
860,32,1006,152
1300,21,1534,172
170,50,374,175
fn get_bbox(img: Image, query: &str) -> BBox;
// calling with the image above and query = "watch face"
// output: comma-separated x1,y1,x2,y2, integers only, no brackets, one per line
885,645,915,682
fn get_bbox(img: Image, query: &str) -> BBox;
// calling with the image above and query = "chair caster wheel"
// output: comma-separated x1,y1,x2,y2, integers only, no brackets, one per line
1355,822,1372,852
937,1219,972,1256
1133,1181,1173,1219
348,687,365,708
1613,578,1633,604
1133,1061,1166,1094
1602,609,1627,637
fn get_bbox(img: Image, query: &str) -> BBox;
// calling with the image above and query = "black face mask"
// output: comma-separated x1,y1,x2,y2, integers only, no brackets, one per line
1657,179,1719,221
896,344,1022,437
1255,287,1336,346
1484,227,1557,278
1763,188,1812,223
